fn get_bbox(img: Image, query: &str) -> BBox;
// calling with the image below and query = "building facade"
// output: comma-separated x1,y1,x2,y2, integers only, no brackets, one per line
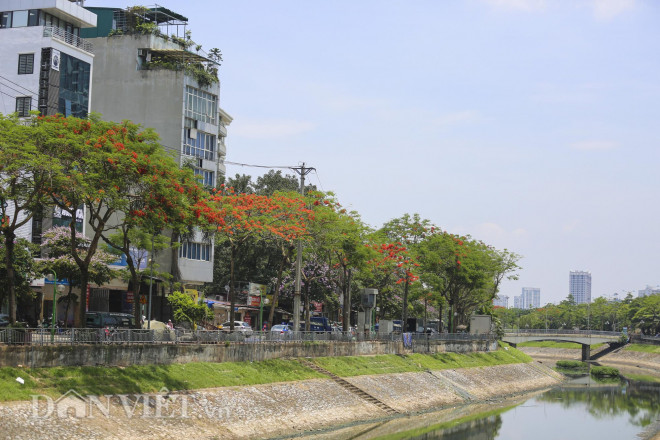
80,6,231,297
513,288,540,309
638,285,660,298
1,0,96,245
569,270,591,304
493,294,509,308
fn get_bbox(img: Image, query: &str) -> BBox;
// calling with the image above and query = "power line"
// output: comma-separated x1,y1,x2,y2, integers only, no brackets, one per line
0,84,38,103
224,160,300,170
311,169,326,193
0,74,39,96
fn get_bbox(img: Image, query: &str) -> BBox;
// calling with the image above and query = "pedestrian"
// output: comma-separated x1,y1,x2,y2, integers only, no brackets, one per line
262,322,268,332
167,319,174,330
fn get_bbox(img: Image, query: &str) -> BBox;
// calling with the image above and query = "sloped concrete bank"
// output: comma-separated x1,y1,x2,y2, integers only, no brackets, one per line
519,346,660,372
0,362,563,440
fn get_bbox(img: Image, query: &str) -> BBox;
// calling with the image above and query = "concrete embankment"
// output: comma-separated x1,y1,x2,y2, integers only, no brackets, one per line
0,362,562,440
519,345,660,371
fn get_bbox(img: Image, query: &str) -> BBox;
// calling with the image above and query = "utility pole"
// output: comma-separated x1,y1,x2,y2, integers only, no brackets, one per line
291,163,314,333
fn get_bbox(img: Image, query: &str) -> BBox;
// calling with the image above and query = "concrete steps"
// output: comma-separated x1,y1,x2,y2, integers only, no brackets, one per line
300,358,399,415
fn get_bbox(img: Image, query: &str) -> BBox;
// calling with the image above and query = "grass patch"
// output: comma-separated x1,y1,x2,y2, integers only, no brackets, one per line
624,344,660,354
625,374,660,384
311,346,532,377
590,366,620,378
556,360,587,370
517,341,604,349
311,355,423,376
0,359,324,401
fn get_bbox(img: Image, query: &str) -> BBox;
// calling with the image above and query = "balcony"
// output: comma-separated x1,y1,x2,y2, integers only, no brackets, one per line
217,139,226,157
218,123,227,137
43,26,93,54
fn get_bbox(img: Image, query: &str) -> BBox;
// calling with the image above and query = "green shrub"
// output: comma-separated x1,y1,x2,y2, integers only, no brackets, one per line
556,360,587,369
590,366,619,377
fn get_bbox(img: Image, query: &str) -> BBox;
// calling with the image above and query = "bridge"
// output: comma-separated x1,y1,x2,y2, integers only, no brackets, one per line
502,329,624,361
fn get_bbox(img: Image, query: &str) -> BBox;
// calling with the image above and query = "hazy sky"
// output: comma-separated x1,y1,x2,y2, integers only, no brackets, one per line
90,0,659,304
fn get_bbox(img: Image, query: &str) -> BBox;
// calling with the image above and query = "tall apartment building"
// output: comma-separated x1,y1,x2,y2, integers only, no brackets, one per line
513,287,540,310
638,285,660,298
493,295,509,308
0,0,96,244
569,270,591,304
80,6,231,304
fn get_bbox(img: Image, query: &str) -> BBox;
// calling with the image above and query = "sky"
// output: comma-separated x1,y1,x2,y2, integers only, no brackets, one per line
89,0,659,305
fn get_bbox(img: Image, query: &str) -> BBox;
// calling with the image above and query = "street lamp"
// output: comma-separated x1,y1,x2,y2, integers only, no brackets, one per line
259,290,270,332
45,272,64,341
147,235,155,330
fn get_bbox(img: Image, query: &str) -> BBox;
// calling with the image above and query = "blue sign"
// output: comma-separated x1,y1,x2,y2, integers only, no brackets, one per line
44,278,70,286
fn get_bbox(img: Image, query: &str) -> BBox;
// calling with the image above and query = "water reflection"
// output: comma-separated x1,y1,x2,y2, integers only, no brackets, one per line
329,379,660,440
382,380,660,440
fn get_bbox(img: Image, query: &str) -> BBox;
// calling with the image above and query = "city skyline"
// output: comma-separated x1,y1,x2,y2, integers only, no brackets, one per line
80,0,659,304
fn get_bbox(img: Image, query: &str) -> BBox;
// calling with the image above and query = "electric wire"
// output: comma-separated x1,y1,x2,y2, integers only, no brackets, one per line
224,160,300,170
0,74,40,96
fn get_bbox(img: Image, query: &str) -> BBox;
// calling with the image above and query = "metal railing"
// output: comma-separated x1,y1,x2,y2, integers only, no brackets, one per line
503,329,622,337
0,328,497,346
43,26,94,54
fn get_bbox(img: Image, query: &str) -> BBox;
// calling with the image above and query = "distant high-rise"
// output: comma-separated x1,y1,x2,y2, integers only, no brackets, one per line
638,286,660,298
493,295,509,308
569,271,592,304
521,287,541,309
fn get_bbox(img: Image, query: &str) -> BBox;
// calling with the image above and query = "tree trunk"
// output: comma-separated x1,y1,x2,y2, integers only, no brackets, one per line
229,245,236,331
267,245,291,328
4,232,17,323
304,282,310,331
342,267,351,332
402,277,409,332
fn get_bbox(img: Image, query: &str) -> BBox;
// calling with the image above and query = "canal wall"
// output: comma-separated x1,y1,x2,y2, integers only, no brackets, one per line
0,361,563,440
0,338,498,368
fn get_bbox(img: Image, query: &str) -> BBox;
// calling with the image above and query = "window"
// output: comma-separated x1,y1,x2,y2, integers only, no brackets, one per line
27,10,39,26
179,242,212,261
185,86,217,124
183,125,215,160
194,168,215,187
1,11,11,28
15,96,31,116
11,10,28,28
18,53,34,75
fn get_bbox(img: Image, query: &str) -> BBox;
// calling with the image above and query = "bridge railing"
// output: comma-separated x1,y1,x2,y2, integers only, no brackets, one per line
503,329,622,338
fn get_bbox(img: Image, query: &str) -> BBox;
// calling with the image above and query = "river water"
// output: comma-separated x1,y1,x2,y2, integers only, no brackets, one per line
293,377,660,440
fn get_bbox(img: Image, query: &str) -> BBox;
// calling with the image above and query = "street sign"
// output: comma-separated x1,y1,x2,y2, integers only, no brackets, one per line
140,295,147,305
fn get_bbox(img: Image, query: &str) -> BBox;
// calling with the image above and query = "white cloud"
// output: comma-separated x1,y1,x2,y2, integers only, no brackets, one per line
433,110,481,128
592,0,636,21
232,119,316,139
482,0,547,11
570,140,618,151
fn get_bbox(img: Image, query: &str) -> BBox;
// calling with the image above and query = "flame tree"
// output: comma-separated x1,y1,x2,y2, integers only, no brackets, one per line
196,186,312,331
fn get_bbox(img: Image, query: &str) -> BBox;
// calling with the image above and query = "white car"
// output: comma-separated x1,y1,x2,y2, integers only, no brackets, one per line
221,321,253,336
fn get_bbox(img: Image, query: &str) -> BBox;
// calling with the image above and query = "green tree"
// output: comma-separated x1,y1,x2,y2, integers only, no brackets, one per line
0,114,62,323
167,290,212,327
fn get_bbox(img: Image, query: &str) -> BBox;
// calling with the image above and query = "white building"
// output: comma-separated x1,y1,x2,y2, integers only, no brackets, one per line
638,285,660,298
569,270,591,304
80,5,231,301
493,294,509,308
513,287,540,310
1,0,96,244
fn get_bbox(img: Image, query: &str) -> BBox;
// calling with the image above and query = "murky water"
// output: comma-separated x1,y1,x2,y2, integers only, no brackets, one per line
294,378,660,440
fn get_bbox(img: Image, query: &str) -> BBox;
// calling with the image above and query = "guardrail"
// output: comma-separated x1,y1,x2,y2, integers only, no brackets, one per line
0,328,497,346
43,26,94,54
503,329,622,337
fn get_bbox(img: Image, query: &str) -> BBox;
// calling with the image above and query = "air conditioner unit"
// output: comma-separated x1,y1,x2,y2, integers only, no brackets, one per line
189,128,198,139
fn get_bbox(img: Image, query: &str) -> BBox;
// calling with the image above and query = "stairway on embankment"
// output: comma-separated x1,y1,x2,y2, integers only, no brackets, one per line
300,358,400,415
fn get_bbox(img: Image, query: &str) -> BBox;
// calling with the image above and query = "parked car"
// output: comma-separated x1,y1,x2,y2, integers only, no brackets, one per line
85,312,135,329
221,321,253,336
0,314,9,327
270,324,292,339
